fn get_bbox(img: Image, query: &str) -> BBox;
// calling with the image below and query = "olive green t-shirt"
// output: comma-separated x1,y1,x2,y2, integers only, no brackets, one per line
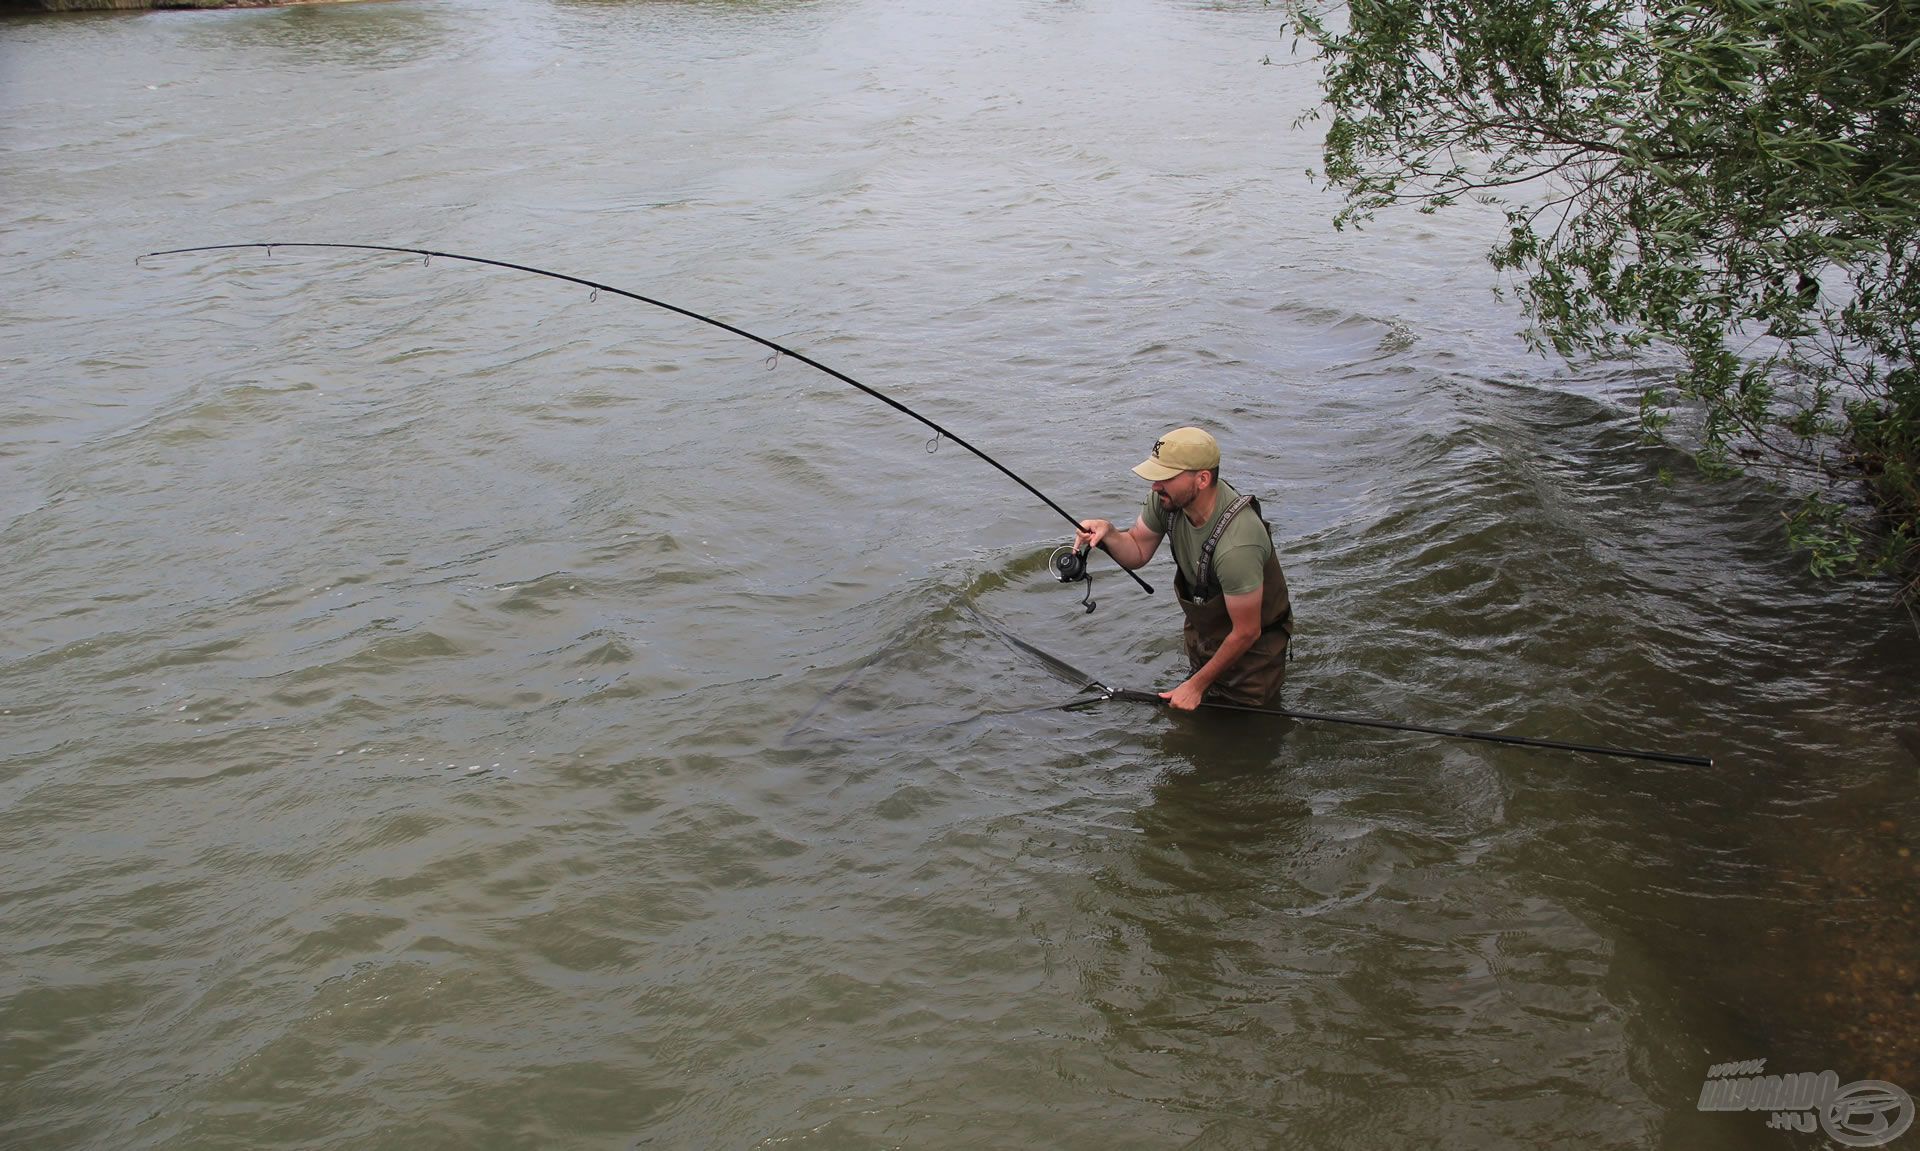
1140,478,1272,598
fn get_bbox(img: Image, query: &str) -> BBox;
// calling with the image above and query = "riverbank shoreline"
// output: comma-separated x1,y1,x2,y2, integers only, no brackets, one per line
5,0,377,11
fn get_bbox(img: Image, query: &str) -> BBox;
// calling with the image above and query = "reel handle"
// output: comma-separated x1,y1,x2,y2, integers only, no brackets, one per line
1048,544,1096,613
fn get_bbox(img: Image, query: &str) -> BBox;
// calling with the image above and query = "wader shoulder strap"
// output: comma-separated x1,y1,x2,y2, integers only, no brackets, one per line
1194,494,1256,596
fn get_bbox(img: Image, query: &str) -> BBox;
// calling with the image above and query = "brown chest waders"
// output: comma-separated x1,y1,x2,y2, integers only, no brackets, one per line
1170,494,1293,708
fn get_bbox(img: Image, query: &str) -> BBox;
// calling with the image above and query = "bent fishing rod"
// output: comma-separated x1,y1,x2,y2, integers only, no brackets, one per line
139,241,1153,599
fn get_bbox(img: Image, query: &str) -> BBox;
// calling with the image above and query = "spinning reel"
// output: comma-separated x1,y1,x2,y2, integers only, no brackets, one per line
1049,543,1096,613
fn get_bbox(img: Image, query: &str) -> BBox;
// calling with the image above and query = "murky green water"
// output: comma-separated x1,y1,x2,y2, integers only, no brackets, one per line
3,1,1917,1147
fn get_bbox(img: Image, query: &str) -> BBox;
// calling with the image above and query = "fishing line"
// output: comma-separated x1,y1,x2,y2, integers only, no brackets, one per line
961,601,1104,688
781,600,1104,747
780,609,951,747
140,241,1153,599
782,691,1103,748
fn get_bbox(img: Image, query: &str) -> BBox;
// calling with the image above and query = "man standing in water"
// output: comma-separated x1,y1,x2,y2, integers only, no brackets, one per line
1075,427,1292,711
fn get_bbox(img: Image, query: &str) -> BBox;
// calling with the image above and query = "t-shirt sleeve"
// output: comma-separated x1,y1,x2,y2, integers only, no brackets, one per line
1212,542,1267,598
1139,492,1167,535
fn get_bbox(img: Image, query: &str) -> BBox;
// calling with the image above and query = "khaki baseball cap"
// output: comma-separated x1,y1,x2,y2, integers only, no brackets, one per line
1132,426,1219,481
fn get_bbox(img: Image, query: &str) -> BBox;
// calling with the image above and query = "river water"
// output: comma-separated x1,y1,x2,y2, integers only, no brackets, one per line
3,1,1917,1148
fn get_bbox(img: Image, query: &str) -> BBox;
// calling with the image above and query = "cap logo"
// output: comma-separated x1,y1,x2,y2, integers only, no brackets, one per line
1152,438,1166,458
